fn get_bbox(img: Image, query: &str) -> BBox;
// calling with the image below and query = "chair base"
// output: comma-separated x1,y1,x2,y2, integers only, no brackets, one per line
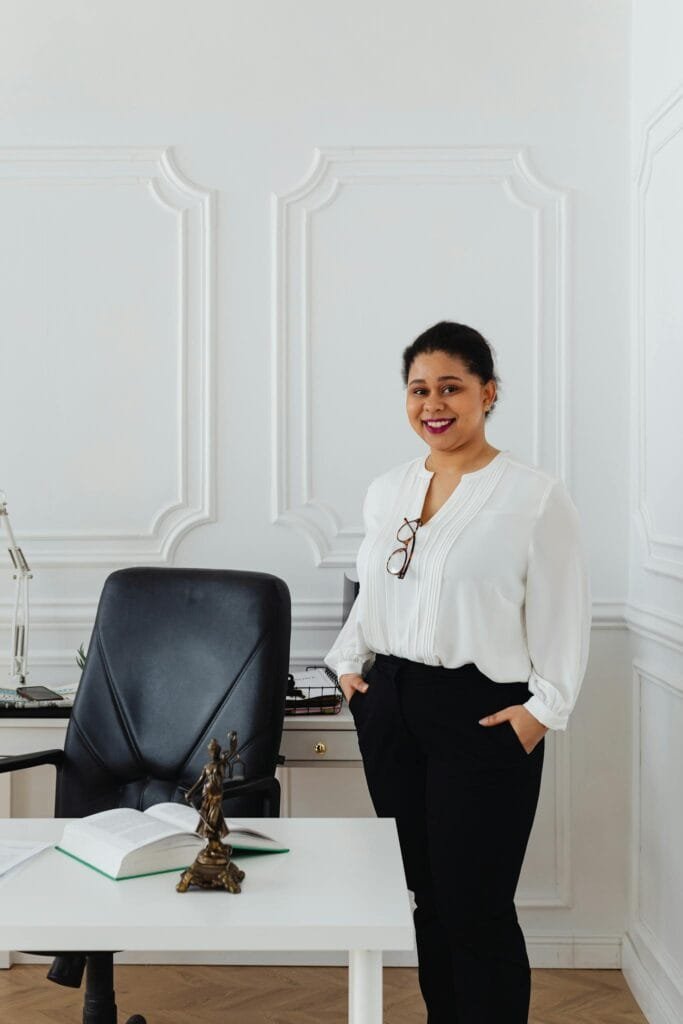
45,952,145,1024
47,953,87,988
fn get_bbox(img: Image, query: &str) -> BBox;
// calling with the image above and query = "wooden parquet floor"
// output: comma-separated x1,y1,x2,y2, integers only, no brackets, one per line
0,964,647,1023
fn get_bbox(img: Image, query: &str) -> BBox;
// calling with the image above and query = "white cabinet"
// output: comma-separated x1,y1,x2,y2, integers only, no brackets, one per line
0,720,68,818
278,706,375,817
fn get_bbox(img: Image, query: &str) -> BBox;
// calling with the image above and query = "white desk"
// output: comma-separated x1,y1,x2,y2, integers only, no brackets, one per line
0,817,414,1024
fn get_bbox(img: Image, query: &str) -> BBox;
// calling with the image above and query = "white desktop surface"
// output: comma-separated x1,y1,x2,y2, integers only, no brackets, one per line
0,817,415,953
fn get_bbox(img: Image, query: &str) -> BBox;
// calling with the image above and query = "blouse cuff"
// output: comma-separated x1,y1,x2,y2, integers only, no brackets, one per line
330,658,368,680
523,691,569,731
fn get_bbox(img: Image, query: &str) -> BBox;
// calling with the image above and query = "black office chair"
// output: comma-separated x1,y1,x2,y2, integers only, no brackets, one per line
0,566,291,1024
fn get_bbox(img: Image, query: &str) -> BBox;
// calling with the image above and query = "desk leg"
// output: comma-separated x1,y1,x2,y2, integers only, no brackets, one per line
348,949,382,1024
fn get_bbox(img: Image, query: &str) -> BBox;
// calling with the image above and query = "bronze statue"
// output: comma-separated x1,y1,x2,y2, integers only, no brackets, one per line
176,731,246,894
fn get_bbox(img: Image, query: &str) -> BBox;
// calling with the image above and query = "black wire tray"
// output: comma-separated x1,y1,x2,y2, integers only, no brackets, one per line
284,666,343,715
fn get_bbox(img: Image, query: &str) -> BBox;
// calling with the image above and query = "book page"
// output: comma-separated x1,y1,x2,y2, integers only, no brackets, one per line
225,821,274,840
145,802,200,832
145,802,277,843
73,808,189,852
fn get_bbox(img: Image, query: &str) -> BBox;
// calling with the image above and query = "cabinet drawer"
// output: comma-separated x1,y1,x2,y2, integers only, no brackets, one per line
280,728,361,762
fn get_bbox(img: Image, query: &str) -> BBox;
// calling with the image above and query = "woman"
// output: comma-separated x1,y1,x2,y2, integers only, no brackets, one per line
324,321,591,1024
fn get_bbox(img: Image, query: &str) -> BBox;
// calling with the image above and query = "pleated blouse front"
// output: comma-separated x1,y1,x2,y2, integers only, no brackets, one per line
323,449,592,731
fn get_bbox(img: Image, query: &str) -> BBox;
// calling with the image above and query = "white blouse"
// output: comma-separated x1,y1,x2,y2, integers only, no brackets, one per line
323,449,592,731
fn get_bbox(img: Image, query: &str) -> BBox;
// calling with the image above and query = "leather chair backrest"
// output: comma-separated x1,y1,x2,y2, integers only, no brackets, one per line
55,567,291,817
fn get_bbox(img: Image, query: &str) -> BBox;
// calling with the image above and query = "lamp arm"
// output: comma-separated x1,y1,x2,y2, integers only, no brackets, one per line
0,491,32,686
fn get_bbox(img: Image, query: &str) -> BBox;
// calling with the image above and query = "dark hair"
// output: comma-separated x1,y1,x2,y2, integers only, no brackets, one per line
401,321,501,418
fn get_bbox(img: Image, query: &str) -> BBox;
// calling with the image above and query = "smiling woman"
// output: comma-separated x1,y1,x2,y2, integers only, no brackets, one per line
325,319,592,1024
403,324,505,524
404,320,502,469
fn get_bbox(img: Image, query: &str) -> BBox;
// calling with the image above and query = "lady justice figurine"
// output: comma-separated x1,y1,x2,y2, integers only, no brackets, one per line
176,731,247,894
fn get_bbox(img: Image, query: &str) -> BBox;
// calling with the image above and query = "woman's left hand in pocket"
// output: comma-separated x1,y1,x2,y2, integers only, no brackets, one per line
478,705,549,754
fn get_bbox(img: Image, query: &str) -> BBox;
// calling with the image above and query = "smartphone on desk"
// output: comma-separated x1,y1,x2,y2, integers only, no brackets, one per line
15,685,64,701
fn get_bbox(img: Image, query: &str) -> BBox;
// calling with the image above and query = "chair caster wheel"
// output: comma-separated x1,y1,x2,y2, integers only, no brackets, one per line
125,1016,146,1023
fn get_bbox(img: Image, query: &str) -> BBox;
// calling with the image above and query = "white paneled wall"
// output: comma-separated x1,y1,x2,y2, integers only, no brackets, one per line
0,0,652,983
623,2,683,1021
273,145,571,566
0,148,214,566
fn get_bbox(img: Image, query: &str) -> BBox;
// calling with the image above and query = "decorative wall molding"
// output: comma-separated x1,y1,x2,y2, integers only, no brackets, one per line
272,145,571,566
633,86,683,579
625,602,683,653
591,601,628,628
0,651,78,668
0,146,216,566
627,660,683,1020
0,597,620,635
0,599,98,629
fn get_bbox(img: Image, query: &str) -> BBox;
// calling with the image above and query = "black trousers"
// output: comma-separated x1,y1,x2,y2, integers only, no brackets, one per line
348,652,545,1024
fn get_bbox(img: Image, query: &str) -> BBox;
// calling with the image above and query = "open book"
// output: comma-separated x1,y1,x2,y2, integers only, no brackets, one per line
56,802,289,881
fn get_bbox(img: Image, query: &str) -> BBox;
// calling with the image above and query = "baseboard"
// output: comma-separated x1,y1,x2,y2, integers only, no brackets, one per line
621,927,683,1024
525,933,622,968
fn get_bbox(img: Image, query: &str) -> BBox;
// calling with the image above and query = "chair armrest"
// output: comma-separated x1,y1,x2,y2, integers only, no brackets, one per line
0,749,64,774
221,773,281,818
220,774,278,801
183,772,278,809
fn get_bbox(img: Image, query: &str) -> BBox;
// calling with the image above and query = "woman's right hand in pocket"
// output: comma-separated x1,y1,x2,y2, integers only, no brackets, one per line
338,672,369,705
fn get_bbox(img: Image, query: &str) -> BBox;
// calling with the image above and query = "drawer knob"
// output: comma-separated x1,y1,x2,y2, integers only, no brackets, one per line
314,741,327,755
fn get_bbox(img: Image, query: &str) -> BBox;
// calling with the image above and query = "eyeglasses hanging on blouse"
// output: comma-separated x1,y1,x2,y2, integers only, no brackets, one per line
386,517,423,579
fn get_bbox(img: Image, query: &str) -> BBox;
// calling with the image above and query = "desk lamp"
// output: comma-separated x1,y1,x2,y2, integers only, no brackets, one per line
0,490,34,688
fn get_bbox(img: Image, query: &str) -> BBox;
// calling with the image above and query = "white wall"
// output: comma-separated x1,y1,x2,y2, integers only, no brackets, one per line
623,1,683,1021
0,0,632,970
